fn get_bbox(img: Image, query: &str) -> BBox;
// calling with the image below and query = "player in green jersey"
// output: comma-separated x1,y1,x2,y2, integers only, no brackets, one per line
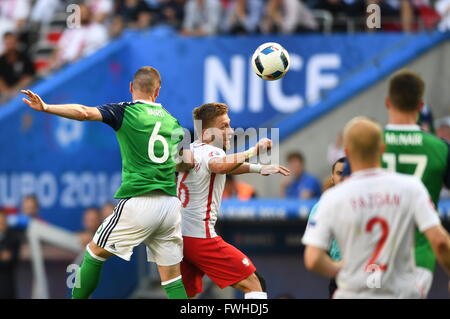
21,67,189,299
382,70,450,297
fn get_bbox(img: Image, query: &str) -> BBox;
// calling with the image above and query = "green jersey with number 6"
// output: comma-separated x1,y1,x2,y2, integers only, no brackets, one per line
97,100,184,198
382,124,450,271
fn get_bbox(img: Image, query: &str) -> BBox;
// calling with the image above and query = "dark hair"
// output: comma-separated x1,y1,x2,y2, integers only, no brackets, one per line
287,152,304,163
389,70,425,112
332,157,346,173
193,103,228,129
133,66,161,95
3,32,16,40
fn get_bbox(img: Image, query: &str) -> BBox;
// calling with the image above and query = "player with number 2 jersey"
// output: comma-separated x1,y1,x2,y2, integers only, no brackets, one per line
303,117,450,298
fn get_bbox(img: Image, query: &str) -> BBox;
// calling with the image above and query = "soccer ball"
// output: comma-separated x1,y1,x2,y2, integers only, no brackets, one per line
251,42,290,81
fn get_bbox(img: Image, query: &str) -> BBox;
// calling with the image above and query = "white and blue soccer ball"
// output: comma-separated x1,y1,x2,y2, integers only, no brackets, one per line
251,42,290,81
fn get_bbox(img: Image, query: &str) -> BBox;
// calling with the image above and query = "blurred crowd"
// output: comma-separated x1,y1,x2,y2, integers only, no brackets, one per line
1,0,450,103
0,194,116,298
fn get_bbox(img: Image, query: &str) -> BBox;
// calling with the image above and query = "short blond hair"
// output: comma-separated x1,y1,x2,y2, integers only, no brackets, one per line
343,116,383,162
132,66,161,95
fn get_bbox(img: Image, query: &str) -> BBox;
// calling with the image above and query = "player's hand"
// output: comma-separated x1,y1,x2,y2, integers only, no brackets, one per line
260,165,290,176
21,90,48,112
255,138,272,155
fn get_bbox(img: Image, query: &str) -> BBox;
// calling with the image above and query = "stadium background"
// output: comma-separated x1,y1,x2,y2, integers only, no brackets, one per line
0,0,450,299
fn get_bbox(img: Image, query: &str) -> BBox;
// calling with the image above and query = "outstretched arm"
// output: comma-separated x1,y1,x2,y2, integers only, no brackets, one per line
228,163,290,176
21,90,102,122
208,138,272,175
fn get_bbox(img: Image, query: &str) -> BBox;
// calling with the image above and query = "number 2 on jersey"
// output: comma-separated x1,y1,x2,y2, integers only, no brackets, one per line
148,121,169,163
365,217,389,272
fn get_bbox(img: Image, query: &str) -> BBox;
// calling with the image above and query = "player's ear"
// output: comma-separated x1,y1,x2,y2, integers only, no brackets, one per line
129,82,133,94
202,127,213,143
344,146,350,158
380,142,386,155
385,97,390,109
154,87,160,99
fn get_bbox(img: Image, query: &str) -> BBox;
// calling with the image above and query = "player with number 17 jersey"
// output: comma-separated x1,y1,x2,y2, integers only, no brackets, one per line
381,71,450,296
383,125,450,273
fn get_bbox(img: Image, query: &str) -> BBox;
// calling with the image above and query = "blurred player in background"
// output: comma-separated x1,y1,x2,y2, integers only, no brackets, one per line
303,117,450,298
178,102,290,299
307,156,345,298
21,66,190,299
382,70,450,296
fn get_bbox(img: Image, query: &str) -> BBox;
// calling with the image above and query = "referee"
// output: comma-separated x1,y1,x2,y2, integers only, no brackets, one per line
306,157,345,298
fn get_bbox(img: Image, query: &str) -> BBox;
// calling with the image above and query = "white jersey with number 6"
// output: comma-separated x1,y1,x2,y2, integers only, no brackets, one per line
177,142,227,238
302,168,441,298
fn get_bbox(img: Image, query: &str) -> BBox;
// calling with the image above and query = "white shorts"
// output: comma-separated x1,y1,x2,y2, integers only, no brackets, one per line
93,192,183,266
414,266,433,298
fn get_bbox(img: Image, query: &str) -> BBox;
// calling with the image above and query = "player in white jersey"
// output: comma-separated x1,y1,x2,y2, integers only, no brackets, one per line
178,102,290,299
302,117,450,298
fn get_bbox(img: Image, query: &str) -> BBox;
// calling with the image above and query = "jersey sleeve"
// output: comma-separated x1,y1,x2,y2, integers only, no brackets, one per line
412,179,441,233
198,145,226,172
96,103,127,131
307,202,319,224
302,194,334,250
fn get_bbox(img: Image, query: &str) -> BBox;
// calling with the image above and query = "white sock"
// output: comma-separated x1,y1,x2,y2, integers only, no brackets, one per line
161,275,182,286
245,291,267,299
86,245,106,262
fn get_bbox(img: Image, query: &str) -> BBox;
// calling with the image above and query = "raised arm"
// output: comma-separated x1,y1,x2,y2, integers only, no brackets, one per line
21,90,102,121
208,138,272,175
228,163,290,176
